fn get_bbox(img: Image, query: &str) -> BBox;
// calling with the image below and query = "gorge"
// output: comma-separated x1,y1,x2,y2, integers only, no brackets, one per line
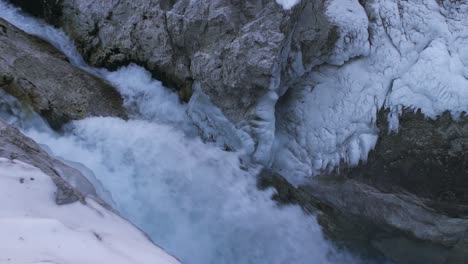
0,0,467,263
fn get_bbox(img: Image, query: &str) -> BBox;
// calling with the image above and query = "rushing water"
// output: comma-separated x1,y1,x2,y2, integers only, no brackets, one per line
0,2,380,264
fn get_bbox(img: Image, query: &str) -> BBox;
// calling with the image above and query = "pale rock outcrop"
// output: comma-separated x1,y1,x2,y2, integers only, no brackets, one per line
0,18,126,129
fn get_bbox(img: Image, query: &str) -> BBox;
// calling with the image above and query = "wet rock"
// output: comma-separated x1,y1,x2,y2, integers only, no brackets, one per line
0,18,126,129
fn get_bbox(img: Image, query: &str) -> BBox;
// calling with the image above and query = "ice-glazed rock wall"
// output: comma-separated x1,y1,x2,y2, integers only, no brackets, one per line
7,0,468,185
273,0,468,185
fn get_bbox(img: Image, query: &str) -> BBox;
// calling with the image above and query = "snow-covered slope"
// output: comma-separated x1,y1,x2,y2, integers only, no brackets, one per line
0,158,179,264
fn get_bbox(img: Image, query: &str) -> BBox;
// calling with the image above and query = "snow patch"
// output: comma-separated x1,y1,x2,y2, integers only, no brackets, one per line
0,158,179,264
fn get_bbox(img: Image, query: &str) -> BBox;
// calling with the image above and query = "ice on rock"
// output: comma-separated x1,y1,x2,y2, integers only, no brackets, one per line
275,0,301,10
324,0,370,65
388,39,468,118
273,60,384,185
187,83,255,153
251,90,280,165
273,0,468,184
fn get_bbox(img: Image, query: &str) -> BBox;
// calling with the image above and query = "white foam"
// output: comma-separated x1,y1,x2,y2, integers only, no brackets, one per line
23,116,360,264
275,0,301,10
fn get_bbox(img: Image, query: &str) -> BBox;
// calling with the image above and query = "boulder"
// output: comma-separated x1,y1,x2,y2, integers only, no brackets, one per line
0,18,126,129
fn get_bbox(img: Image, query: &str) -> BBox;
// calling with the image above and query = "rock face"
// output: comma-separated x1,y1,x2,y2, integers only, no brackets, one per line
9,0,369,161
0,118,95,205
348,109,468,217
261,108,468,264
0,18,126,129
305,177,468,264
261,173,468,264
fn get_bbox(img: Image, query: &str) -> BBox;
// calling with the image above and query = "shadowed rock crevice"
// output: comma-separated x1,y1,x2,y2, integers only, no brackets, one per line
8,0,63,26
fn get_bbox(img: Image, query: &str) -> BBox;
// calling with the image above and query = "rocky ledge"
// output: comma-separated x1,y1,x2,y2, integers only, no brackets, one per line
0,18,126,129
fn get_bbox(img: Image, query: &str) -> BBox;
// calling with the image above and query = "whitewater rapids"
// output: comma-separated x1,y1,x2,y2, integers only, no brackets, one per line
0,2,376,264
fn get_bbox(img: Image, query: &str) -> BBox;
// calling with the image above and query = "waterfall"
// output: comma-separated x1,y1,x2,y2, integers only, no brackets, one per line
0,2,371,264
